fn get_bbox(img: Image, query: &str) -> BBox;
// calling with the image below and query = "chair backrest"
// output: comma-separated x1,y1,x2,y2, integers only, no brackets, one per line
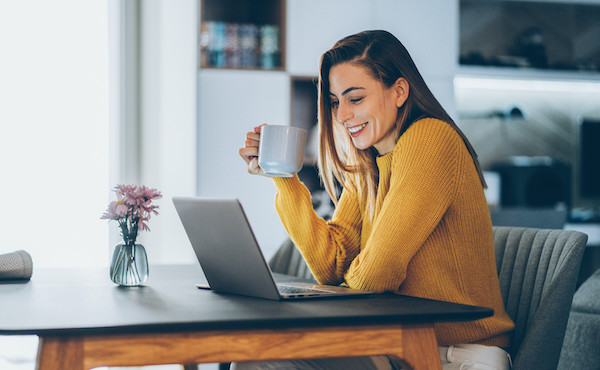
490,207,568,229
268,238,316,281
493,226,587,370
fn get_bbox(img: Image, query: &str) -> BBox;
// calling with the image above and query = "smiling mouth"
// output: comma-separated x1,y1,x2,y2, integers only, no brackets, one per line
347,122,367,135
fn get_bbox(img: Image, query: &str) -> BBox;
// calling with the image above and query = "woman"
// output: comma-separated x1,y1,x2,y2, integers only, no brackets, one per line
238,30,514,369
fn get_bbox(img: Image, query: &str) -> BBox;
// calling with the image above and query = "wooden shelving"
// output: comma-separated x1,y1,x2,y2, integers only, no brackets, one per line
199,0,286,70
290,76,318,131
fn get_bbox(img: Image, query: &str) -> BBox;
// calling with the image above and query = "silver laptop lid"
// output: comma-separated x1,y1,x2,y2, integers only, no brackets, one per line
173,197,281,300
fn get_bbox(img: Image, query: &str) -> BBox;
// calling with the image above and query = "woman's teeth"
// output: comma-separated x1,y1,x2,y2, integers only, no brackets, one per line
348,123,367,134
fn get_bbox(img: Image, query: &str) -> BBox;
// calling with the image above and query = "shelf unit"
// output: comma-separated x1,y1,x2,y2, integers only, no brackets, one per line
290,76,318,131
459,0,600,75
290,76,321,192
199,0,286,70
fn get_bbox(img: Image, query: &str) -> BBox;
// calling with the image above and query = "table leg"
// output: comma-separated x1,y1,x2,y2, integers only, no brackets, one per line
36,336,84,370
389,324,441,369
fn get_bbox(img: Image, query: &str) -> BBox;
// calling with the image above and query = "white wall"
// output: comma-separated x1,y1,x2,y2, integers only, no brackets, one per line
0,1,110,267
137,0,198,264
196,70,290,256
286,0,375,76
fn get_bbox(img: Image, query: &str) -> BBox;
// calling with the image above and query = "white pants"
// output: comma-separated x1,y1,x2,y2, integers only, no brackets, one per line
232,344,511,370
438,344,511,370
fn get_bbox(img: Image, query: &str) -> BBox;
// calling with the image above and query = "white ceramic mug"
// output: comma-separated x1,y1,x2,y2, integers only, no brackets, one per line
258,125,307,177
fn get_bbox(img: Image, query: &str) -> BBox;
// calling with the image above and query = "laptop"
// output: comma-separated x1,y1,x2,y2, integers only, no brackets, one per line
172,196,372,300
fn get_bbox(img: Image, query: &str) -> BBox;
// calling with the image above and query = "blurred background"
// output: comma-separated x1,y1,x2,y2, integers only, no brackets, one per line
1,1,599,369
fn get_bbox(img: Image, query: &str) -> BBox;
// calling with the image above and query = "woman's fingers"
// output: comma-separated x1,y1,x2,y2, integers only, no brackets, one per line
239,146,258,164
239,124,271,177
248,157,260,174
239,130,260,163
254,123,267,133
246,130,260,143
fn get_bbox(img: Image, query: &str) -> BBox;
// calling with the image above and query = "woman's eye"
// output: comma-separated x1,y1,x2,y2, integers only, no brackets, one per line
350,97,363,104
330,100,339,108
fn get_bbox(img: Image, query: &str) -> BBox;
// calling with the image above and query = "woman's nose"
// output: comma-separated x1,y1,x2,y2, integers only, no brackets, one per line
336,101,353,123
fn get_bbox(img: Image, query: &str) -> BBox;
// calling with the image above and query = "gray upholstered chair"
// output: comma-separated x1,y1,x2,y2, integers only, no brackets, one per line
493,226,587,370
268,238,316,281
557,267,600,370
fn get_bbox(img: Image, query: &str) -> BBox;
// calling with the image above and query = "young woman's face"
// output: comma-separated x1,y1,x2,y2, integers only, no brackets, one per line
328,62,407,155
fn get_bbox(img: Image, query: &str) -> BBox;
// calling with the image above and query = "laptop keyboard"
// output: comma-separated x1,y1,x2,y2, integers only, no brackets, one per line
277,284,329,294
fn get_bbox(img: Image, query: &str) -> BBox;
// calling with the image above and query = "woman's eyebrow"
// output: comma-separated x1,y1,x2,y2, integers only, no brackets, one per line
329,87,365,98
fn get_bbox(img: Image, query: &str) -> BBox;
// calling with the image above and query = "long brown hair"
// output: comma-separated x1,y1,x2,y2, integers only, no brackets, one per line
318,30,486,217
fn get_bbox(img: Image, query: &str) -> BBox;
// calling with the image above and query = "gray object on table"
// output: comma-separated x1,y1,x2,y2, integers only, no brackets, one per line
0,250,33,280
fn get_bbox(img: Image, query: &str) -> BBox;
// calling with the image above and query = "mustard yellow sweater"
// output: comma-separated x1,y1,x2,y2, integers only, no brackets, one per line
273,118,514,347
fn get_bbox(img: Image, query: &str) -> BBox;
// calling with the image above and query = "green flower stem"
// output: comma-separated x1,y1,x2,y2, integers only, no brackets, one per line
111,244,143,285
110,245,127,282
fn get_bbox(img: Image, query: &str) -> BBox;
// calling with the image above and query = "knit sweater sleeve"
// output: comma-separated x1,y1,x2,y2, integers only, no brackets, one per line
273,175,363,285
345,120,460,292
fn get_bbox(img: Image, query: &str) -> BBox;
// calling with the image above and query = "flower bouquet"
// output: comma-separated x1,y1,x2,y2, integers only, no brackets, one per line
101,184,162,286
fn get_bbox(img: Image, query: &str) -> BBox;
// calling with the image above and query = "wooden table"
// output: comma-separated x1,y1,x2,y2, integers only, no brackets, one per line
0,265,492,370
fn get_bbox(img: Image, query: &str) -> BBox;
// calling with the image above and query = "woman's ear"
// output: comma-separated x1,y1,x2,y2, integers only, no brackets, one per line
394,77,409,108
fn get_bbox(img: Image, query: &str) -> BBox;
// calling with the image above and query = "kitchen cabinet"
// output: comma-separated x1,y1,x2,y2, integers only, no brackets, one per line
455,1,600,219
460,0,600,79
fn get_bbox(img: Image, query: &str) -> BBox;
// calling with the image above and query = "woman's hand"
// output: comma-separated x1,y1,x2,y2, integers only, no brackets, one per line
239,124,272,177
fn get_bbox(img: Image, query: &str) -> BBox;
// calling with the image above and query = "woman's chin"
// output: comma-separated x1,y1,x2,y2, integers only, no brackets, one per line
350,139,370,151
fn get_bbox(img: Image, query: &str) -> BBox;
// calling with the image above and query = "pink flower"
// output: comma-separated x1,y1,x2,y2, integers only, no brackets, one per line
101,184,162,243
101,200,129,220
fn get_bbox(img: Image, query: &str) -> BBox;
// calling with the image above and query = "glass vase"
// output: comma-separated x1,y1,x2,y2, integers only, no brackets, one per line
109,242,148,286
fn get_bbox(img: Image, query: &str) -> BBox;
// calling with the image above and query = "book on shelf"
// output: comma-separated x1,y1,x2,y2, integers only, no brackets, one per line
201,21,280,69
